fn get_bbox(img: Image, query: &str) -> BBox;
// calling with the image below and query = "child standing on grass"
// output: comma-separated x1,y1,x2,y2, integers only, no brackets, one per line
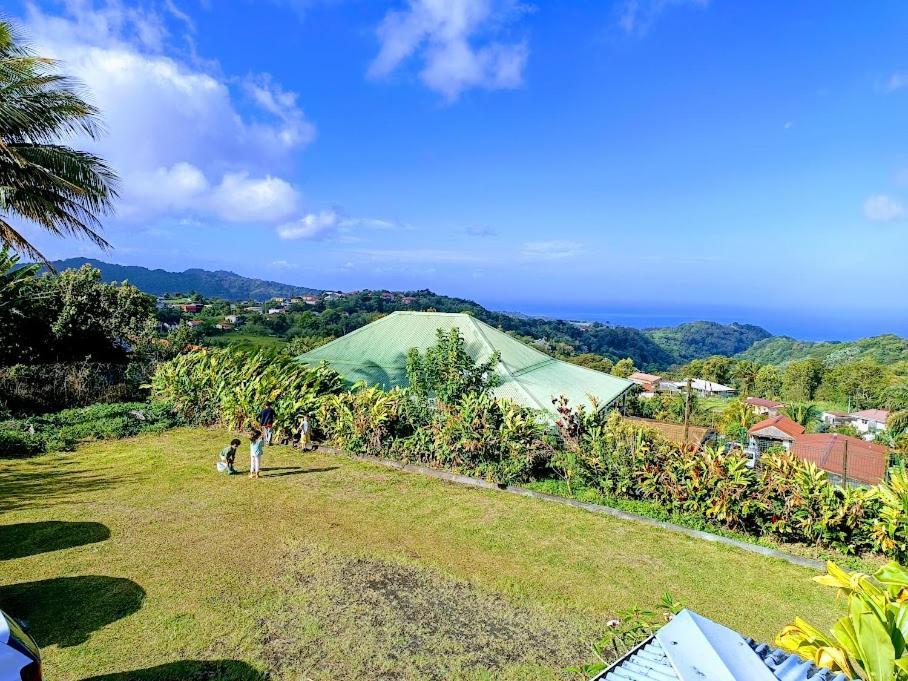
249,429,264,479
218,438,241,474
299,415,312,451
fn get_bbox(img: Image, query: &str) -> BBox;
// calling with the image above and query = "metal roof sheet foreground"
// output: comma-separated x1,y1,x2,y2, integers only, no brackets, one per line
592,610,854,681
298,311,634,417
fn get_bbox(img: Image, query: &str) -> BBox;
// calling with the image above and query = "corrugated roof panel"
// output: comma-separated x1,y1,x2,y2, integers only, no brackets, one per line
749,641,853,681
602,640,677,681
298,311,633,416
656,610,776,681
591,612,857,681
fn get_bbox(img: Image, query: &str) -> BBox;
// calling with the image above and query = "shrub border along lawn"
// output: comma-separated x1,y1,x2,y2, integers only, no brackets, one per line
317,444,826,571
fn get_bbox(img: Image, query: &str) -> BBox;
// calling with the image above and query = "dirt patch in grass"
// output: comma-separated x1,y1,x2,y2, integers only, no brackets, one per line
258,545,595,680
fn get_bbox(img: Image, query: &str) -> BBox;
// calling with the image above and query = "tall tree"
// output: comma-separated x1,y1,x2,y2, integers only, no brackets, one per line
754,364,782,400
782,358,824,402
0,21,117,262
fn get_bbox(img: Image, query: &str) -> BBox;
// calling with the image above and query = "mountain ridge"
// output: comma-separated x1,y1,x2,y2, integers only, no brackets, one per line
45,258,322,301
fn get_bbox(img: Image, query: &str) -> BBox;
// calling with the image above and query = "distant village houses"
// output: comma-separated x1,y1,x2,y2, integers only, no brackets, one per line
628,371,662,393
662,378,736,397
821,408,891,439
178,303,203,313
744,396,783,417
747,415,804,453
748,415,890,485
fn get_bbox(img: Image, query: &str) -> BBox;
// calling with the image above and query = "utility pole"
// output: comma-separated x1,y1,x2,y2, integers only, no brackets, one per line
683,378,692,444
842,436,849,489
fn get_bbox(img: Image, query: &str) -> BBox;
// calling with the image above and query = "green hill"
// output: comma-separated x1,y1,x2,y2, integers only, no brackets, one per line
45,258,322,301
738,334,908,365
644,321,772,364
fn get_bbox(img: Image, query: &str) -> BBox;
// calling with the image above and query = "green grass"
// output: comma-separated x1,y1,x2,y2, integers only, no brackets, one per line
0,428,840,680
204,332,287,352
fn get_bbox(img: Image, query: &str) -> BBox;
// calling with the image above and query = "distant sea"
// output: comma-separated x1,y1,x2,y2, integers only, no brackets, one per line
492,303,908,342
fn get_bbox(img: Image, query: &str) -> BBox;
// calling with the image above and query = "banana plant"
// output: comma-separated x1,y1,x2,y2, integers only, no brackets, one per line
777,561,908,681
873,465,908,562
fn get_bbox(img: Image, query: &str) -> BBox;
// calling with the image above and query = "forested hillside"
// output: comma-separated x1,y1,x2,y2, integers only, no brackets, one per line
45,259,322,300
738,334,908,366
307,290,676,369
644,321,771,364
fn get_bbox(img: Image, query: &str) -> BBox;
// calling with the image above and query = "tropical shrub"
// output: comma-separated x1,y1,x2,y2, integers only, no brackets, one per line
0,401,185,457
0,362,145,415
777,561,908,680
568,594,683,679
873,465,908,563
152,348,343,437
319,386,407,456
0,428,46,458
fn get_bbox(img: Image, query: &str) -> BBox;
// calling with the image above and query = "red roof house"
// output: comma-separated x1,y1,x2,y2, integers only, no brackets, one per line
791,433,889,485
744,397,784,416
747,415,805,452
629,371,662,392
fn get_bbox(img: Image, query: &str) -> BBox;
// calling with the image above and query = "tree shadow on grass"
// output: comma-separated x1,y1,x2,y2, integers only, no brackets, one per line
263,466,338,478
0,576,144,648
0,460,128,513
81,659,268,681
0,521,110,560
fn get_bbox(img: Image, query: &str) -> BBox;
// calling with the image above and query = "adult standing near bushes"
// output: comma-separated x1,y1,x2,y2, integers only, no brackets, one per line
257,401,276,445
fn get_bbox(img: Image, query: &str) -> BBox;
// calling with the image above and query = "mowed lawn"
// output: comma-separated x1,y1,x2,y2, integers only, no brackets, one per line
0,428,839,680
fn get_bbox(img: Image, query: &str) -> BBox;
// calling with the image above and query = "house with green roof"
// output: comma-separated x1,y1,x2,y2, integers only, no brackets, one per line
296,311,634,417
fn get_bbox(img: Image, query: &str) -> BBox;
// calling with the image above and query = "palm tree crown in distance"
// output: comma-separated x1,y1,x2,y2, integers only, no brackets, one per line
0,19,118,263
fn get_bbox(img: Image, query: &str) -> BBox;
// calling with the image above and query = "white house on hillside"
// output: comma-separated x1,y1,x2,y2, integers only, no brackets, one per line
662,379,736,397
822,409,890,439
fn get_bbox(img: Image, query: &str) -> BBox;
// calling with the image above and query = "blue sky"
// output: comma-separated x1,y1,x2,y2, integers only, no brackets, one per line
10,0,908,338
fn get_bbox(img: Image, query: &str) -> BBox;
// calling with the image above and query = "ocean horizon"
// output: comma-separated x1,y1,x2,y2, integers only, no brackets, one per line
490,303,908,343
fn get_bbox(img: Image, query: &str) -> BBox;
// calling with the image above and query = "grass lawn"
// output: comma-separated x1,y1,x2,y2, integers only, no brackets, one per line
204,333,287,353
0,428,840,680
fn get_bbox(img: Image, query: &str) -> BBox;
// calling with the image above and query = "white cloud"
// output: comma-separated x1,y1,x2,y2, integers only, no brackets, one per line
618,0,709,36
270,259,298,270
277,209,342,240
355,248,490,264
368,0,529,101
277,209,402,240
863,195,905,222
885,72,908,92
465,225,497,237
520,240,582,261
209,173,300,222
22,1,314,224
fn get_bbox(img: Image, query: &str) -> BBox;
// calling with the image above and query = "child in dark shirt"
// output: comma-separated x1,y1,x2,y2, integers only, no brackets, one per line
218,438,241,474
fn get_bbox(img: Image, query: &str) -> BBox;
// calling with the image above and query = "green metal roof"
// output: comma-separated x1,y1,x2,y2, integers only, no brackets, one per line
297,311,633,415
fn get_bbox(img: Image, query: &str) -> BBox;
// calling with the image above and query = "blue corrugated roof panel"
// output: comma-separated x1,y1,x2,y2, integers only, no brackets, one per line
602,640,675,681
591,610,856,681
749,641,853,681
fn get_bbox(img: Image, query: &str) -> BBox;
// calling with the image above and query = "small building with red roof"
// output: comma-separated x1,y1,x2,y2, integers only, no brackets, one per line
848,409,890,437
747,415,805,453
791,433,889,485
744,396,784,417
628,371,662,393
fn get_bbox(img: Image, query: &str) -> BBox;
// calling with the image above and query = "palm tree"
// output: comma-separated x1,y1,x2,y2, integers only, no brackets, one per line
0,20,117,263
782,402,820,430
0,246,37,307
888,410,908,437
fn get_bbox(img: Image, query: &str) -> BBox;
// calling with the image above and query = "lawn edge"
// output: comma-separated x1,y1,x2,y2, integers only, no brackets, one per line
316,444,825,572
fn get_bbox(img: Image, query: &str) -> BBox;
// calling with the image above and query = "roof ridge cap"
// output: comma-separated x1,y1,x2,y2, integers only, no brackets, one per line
467,316,548,412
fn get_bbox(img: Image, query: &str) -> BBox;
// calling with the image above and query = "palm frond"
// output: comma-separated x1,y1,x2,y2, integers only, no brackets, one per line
0,18,118,259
